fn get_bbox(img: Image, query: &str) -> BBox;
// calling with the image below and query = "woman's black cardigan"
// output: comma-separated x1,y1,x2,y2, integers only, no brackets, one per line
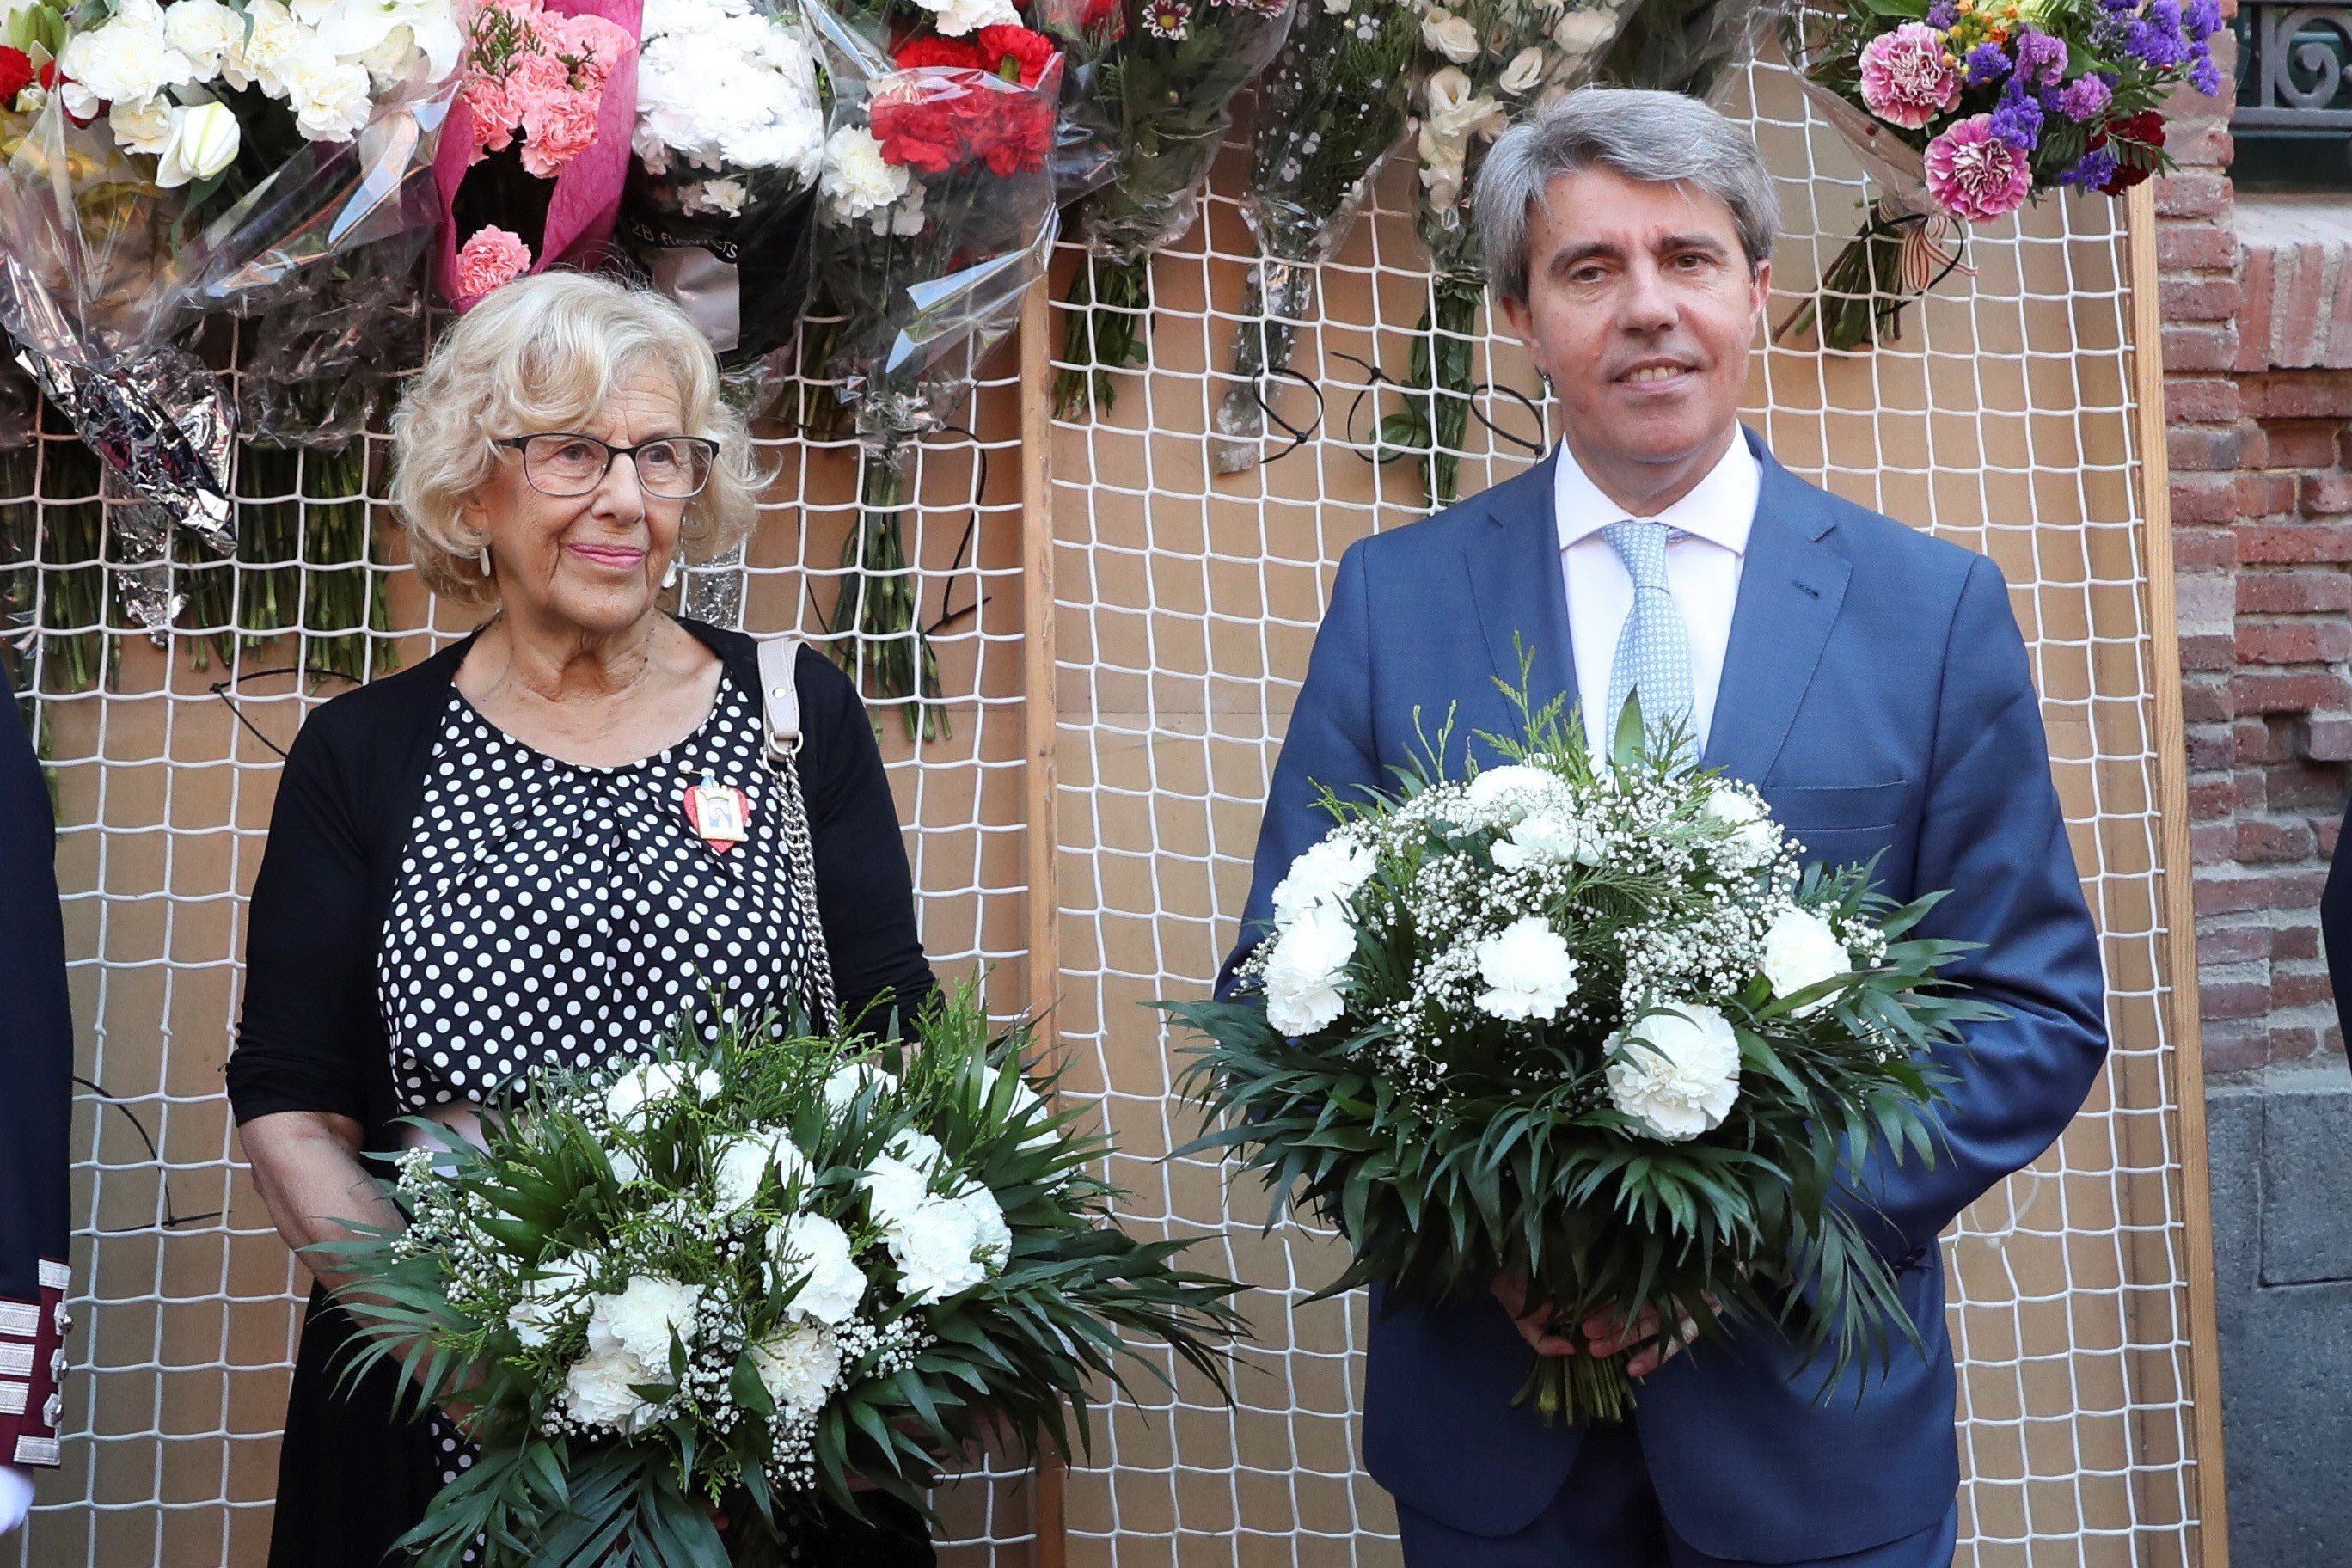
227,616,935,1136
223,617,935,1568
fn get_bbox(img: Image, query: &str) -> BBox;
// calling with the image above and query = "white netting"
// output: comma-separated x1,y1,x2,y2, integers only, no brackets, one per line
3,42,2206,1568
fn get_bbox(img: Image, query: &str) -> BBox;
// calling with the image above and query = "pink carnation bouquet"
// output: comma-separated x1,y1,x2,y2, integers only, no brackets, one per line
433,0,642,306
1780,0,2224,350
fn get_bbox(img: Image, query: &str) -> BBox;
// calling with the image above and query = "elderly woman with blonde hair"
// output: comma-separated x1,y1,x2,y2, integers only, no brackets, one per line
226,273,936,1567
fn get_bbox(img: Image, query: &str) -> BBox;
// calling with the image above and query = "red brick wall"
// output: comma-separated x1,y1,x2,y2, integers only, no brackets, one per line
2159,34,2352,1075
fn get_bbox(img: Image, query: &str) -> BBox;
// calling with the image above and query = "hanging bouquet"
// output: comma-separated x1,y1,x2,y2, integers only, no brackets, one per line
1595,0,1771,99
433,0,639,306
1168,685,1998,1424
803,0,1059,735
624,0,826,380
1381,0,1628,505
0,0,455,634
1044,0,1295,418
1206,0,1418,476
328,986,1244,1567
1781,0,2221,351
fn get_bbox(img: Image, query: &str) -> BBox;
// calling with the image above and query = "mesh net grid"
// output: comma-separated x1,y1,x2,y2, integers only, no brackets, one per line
5,49,2205,1568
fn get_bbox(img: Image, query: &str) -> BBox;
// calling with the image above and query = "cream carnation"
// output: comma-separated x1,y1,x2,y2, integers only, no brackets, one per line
823,1058,898,1112
1606,1003,1743,1141
1491,812,1602,871
507,1253,591,1349
821,126,911,224
1271,833,1376,931
1760,907,1851,1017
769,1214,867,1325
59,0,196,118
749,1321,842,1413
1473,916,1580,1021
586,1276,703,1371
890,1191,1001,1304
1461,763,1570,827
161,0,243,77
1261,902,1356,1037
563,1345,657,1431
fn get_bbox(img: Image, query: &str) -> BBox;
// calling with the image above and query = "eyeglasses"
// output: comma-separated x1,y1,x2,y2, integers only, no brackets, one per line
496,433,720,499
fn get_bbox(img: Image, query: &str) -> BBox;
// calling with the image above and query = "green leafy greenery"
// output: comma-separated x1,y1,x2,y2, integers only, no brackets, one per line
323,984,1246,1568
1167,672,2000,1422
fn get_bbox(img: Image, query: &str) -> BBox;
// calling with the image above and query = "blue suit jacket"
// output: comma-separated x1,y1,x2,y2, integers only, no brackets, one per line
1222,431,2110,1559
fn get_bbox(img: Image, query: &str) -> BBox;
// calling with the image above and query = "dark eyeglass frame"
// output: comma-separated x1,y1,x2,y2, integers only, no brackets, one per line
494,432,720,499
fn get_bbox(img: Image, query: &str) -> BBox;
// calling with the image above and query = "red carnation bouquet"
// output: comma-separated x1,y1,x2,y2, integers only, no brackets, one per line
805,0,1060,733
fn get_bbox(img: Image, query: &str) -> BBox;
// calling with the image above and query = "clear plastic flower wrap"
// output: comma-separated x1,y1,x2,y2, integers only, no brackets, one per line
0,11,456,634
623,0,827,386
803,0,1060,733
1208,0,1419,475
1044,0,1297,417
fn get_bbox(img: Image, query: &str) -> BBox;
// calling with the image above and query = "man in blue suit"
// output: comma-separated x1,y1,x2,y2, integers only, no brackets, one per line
1224,89,2110,1566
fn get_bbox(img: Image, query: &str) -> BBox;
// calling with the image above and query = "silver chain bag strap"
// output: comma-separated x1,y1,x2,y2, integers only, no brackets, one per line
756,635,840,1032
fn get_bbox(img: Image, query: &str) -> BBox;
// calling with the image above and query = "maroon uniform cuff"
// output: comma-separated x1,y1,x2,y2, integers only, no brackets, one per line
0,1260,69,1467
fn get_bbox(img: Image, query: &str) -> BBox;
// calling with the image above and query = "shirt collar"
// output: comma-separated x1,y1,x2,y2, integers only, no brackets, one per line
1553,432,1760,556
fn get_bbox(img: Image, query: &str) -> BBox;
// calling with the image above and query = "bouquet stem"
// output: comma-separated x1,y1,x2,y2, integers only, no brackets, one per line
1515,1352,1636,1427
827,438,947,743
1774,204,1963,354
1378,277,1485,506
1210,258,1317,477
1054,256,1153,419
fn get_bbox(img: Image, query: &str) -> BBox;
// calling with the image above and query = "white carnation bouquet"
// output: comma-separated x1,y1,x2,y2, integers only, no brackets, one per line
624,0,828,374
1171,676,1996,1424
328,985,1242,1568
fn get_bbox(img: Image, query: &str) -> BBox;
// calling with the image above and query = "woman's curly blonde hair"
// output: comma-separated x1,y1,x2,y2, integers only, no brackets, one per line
389,272,765,609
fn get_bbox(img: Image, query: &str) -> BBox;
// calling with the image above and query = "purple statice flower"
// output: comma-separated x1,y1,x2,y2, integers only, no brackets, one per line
2184,0,2222,40
1926,0,1958,25
2014,29,2068,87
1989,75,2045,149
2128,0,2190,67
1966,41,2012,86
2190,40,2223,95
2061,146,2121,191
2055,73,2114,119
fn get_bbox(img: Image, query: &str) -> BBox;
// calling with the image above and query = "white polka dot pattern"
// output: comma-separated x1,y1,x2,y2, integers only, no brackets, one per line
1601,519,1699,768
377,671,817,1117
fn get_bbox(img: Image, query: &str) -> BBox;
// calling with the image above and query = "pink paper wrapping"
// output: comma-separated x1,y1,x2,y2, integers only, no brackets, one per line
432,0,645,308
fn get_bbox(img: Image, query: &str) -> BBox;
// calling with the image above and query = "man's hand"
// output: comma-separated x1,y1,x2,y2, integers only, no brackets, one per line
1491,1277,1700,1377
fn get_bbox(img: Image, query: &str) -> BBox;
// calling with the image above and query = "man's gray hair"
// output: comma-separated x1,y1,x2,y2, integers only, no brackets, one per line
1474,87,1779,304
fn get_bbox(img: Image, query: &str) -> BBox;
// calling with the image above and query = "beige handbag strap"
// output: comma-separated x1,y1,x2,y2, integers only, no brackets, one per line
756,635,839,1031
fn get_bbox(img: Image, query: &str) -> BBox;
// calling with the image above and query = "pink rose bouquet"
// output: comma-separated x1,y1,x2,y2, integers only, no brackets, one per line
1782,0,2226,350
433,0,641,307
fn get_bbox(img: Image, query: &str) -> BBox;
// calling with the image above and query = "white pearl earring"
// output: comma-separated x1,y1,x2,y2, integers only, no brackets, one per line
477,546,493,578
661,556,679,591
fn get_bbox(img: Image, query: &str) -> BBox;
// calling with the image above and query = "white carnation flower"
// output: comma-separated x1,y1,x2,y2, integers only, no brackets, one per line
563,1346,656,1430
1271,833,1376,932
107,96,175,156
606,1143,643,1185
1461,763,1571,828
1473,916,1579,1021
586,1276,703,1371
1418,8,1481,63
605,1061,720,1128
1261,902,1356,1038
1606,1003,1743,1142
769,1213,866,1326
860,1152,933,1231
821,125,911,224
161,0,242,77
915,0,1019,35
713,1132,776,1212
890,1193,994,1304
822,1058,897,1113
1704,784,1779,862
681,176,750,217
953,1185,1012,1275
58,0,196,119
223,0,308,95
749,1320,842,1414
1491,812,1602,871
1761,907,1851,1017
507,1253,591,1349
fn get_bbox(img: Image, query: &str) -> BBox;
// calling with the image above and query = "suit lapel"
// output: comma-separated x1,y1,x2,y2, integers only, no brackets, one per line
1702,440,1849,783
1462,451,1578,716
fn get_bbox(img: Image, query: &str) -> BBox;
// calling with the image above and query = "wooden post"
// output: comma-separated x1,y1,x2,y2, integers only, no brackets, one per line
2126,179,2233,1568
1018,272,1069,1568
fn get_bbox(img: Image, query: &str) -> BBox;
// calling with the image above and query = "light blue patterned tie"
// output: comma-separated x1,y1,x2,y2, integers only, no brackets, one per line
1601,519,1698,766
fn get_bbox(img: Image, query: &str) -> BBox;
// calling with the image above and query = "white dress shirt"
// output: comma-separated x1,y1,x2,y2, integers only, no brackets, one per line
1556,436,1761,758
